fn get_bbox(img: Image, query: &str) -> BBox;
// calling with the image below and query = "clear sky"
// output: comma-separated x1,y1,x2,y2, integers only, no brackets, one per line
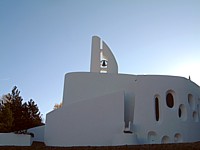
1,0,200,121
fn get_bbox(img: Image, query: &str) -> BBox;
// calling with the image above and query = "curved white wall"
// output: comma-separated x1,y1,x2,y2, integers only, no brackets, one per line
45,72,200,146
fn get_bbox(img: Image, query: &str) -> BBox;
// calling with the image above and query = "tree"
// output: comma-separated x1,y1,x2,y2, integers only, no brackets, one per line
0,86,43,133
0,104,14,132
26,99,43,128
53,102,62,109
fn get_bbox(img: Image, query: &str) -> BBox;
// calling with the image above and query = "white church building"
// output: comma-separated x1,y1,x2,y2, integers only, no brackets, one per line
42,36,200,146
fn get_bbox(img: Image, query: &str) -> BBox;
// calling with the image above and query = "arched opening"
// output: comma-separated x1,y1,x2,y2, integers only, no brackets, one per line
166,92,174,108
161,135,170,144
193,111,199,122
178,104,187,121
100,52,108,73
148,131,157,144
155,97,159,121
188,94,195,110
174,133,182,143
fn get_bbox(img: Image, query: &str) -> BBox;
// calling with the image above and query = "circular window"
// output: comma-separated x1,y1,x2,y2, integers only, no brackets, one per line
166,92,174,108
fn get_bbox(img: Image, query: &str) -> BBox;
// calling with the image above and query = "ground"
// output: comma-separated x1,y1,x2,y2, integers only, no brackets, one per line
0,142,200,150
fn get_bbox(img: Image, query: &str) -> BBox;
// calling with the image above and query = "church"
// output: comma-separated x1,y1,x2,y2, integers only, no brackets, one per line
43,36,200,146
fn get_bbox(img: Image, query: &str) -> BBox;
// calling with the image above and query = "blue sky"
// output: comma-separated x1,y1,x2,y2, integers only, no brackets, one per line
1,0,200,120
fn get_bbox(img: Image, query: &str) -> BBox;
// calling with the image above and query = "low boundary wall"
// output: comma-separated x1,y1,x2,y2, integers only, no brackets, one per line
0,133,31,146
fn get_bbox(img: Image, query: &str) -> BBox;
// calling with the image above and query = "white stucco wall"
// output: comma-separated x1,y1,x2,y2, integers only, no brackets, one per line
28,125,45,143
62,72,136,127
44,35,200,146
0,133,31,146
132,75,200,144
45,91,124,146
62,72,136,106
45,72,200,146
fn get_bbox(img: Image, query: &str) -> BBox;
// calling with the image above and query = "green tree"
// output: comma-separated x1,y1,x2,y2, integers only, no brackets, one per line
26,99,43,129
0,104,14,132
0,86,43,133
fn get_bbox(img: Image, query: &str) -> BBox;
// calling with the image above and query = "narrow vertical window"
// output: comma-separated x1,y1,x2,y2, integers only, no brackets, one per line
166,93,174,108
155,97,159,121
178,107,181,118
178,104,187,121
188,94,195,110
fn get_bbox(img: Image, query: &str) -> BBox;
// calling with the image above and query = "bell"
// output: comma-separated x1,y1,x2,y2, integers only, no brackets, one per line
101,60,107,67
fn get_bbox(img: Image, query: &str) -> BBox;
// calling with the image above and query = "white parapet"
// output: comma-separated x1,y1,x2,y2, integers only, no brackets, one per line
0,133,31,146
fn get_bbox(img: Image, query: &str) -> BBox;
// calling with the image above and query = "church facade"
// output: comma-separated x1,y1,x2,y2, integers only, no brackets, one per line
44,36,200,146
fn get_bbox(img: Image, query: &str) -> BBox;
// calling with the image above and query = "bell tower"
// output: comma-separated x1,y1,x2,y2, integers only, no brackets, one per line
90,36,118,73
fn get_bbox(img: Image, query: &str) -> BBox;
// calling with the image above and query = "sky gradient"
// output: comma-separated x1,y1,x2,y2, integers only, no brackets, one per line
1,0,200,120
